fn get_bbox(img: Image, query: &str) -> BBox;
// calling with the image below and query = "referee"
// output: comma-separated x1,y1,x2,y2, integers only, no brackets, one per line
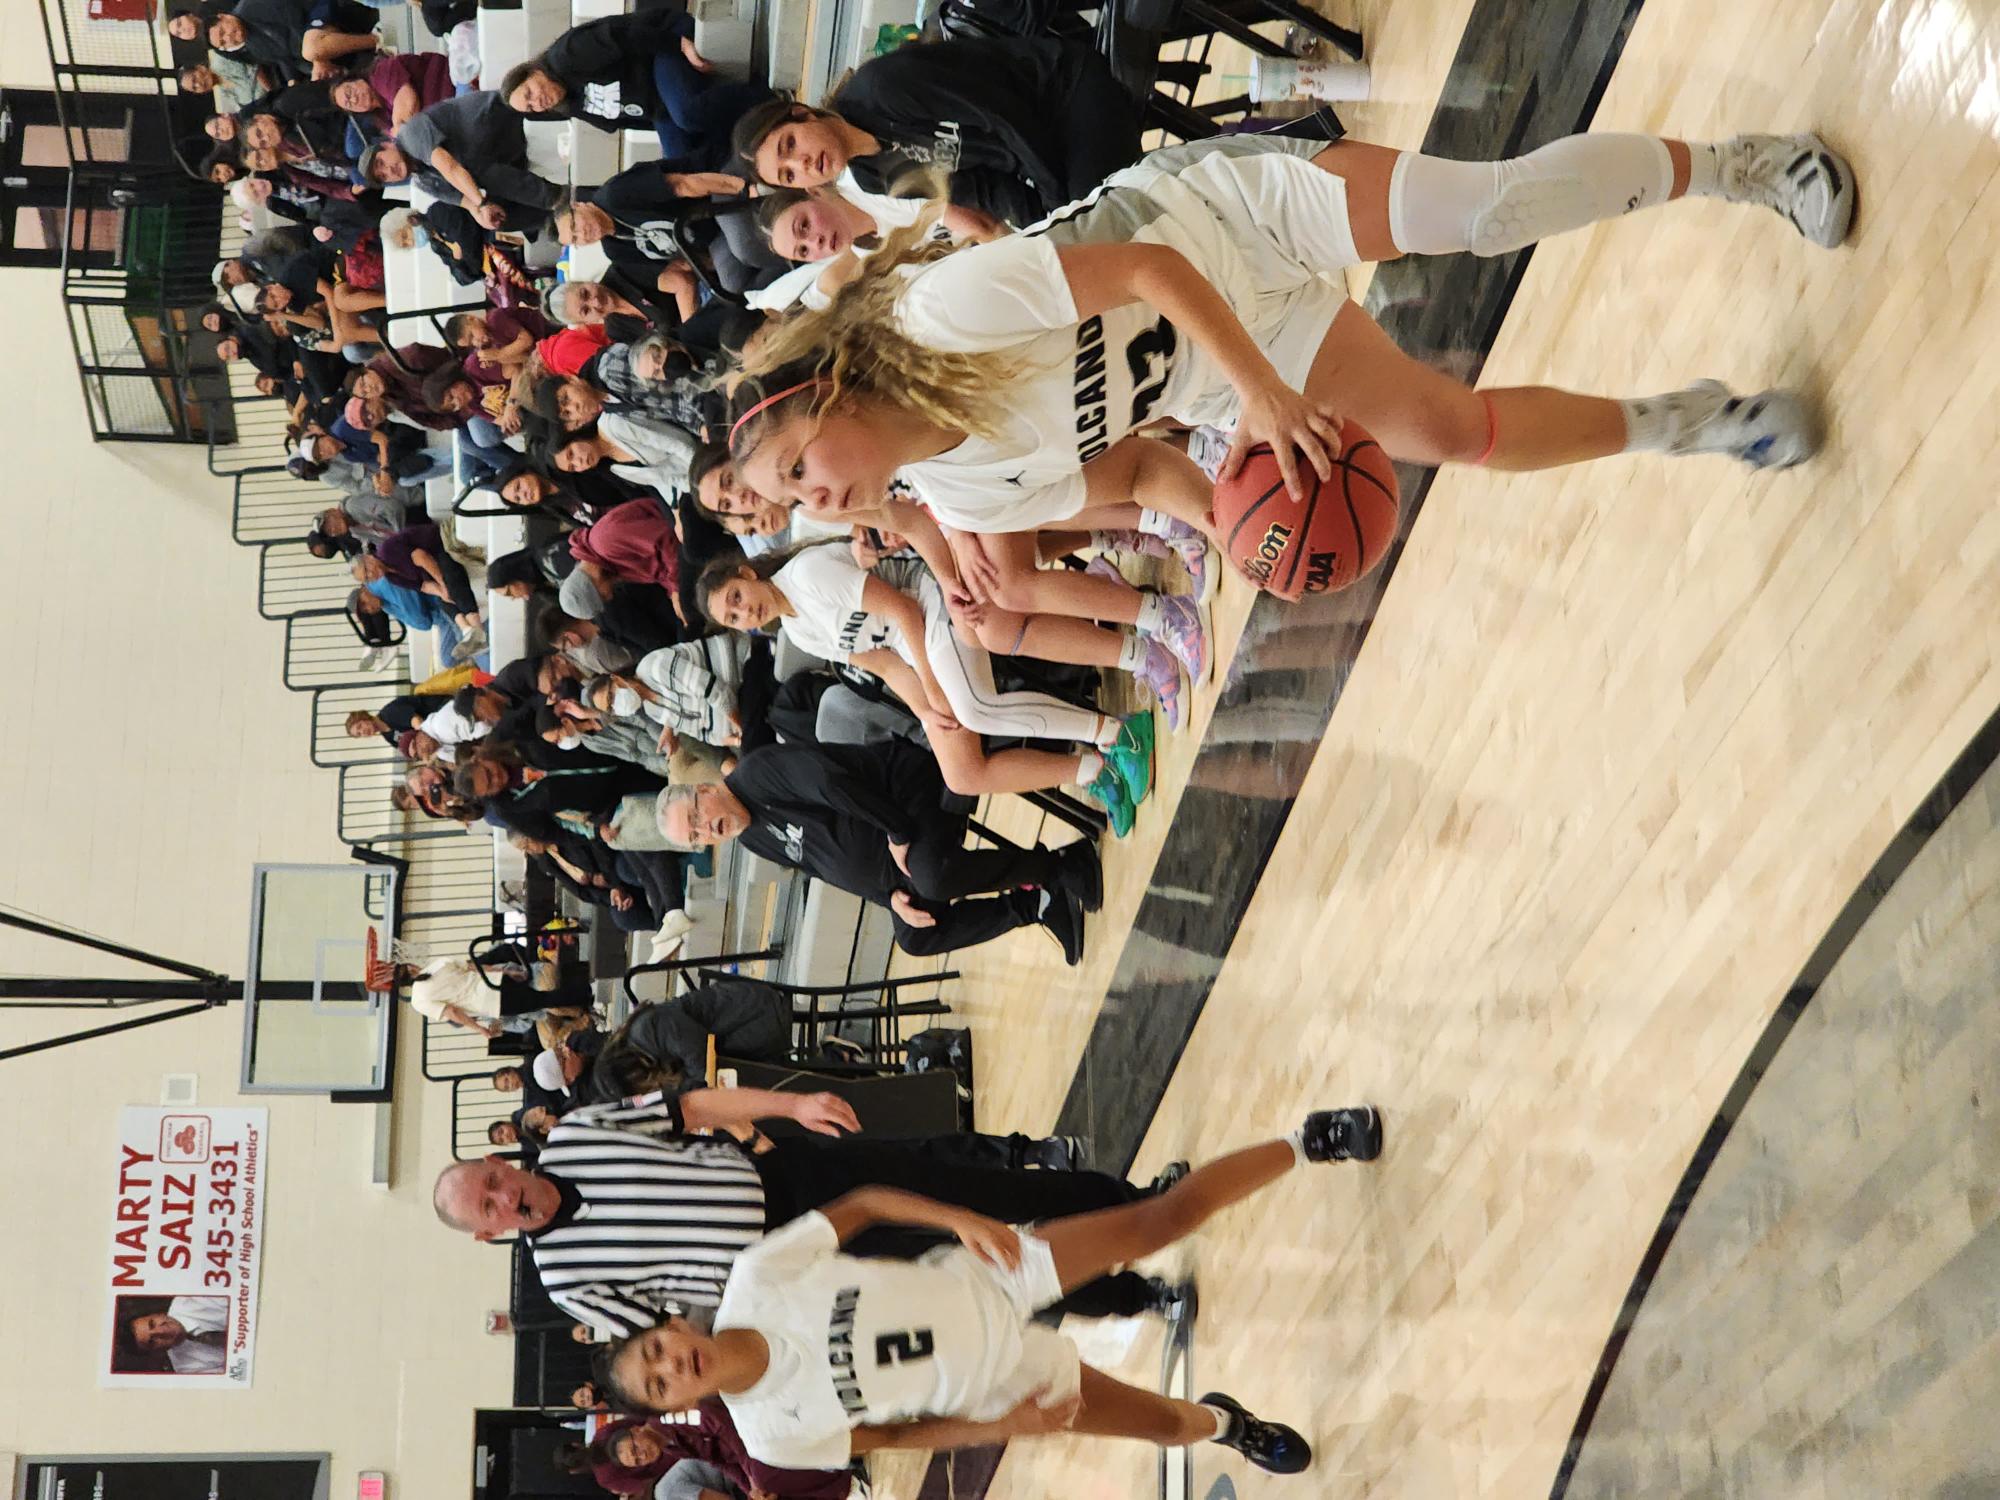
433,1090,1181,1335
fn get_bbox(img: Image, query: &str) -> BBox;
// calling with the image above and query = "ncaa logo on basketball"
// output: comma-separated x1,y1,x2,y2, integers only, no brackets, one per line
1302,551,1339,594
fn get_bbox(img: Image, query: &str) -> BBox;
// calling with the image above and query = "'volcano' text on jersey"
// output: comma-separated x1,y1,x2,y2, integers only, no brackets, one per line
1073,313,1178,464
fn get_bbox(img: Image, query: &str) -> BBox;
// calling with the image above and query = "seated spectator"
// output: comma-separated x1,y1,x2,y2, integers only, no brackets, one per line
734,37,1142,229
537,700,672,779
328,50,454,136
207,0,380,91
581,977,799,1108
562,497,686,610
575,632,753,761
320,395,450,481
656,741,1096,961
415,365,520,479
346,690,451,743
176,55,261,114
547,613,636,677
417,683,510,760
567,1405,851,1500
552,163,767,321
370,951,593,1036
305,493,413,557
446,306,549,387
501,10,771,170
583,332,720,439
535,378,696,498
362,93,562,232
368,519,484,622
379,203,487,287
684,444,799,553
454,743,665,843
476,467,596,527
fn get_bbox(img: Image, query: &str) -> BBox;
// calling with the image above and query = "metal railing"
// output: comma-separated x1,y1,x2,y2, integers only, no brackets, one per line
210,393,307,476
310,684,415,767
260,541,362,619
236,466,340,546
283,610,405,691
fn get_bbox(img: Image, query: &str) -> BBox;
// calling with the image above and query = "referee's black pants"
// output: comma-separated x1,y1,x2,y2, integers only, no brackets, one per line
755,1135,1157,1319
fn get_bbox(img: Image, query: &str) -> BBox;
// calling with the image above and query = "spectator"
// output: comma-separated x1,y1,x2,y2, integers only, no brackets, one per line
346,691,450,743
207,0,380,88
366,519,484,622
656,741,1095,961
733,38,1142,229
363,92,562,231
328,50,454,135
501,10,771,169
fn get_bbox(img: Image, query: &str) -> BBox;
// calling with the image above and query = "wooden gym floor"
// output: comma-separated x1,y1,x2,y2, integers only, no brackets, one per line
874,0,2000,1495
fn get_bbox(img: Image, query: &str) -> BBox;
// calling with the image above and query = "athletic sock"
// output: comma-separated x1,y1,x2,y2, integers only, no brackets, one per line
1137,507,1173,539
1202,1404,1240,1443
1077,749,1105,782
1618,386,1729,453
1682,140,1724,198
1283,1128,1311,1168
1114,633,1148,673
1134,592,1167,637
1092,714,1122,749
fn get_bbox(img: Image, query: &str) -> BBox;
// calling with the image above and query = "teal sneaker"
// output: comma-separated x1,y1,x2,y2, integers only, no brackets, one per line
1105,715,1153,809
1085,765,1136,838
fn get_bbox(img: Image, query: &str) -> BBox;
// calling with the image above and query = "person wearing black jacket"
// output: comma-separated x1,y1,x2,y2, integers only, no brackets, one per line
209,0,379,87
657,740,1096,962
555,163,778,315
733,36,1143,229
502,9,773,171
459,748,665,845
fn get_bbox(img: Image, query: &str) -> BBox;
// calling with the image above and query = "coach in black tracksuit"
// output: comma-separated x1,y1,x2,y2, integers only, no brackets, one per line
675,740,1096,961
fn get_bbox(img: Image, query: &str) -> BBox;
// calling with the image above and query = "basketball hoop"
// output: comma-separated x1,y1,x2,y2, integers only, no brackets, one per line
363,929,394,993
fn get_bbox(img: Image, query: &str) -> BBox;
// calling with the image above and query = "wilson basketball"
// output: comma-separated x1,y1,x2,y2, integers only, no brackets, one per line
1213,425,1400,601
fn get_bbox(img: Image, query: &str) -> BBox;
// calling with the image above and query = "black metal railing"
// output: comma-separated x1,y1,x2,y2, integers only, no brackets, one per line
310,684,416,767
260,541,362,619
236,467,344,546
283,610,405,691
209,392,308,475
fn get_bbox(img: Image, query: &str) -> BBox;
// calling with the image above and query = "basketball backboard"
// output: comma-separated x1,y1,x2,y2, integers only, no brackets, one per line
238,863,397,1094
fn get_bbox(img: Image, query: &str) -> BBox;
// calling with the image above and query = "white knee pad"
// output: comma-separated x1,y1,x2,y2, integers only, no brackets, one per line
1388,134,1676,257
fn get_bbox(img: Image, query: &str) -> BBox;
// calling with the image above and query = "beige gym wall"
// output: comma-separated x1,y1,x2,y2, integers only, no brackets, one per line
0,28,512,1497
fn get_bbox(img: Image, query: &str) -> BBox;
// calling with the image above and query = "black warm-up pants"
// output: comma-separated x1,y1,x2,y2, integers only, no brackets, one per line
889,820,1062,958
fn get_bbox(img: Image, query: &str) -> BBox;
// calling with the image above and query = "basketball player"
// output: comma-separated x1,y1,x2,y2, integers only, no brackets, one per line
693,540,1156,830
727,130,1853,619
598,1106,1385,1474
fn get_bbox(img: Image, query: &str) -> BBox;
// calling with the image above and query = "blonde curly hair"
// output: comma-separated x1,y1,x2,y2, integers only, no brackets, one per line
730,189,1037,456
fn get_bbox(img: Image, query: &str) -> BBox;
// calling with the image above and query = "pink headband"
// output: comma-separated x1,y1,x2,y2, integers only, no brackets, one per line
728,378,824,448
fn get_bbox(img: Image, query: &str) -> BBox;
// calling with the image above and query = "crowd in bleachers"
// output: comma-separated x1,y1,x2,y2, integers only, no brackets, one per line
176,0,1268,976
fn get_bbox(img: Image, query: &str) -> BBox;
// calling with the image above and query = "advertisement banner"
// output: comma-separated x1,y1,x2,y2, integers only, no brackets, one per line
101,1107,268,1389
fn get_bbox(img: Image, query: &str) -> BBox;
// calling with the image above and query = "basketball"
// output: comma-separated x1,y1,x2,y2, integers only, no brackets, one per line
1213,424,1401,601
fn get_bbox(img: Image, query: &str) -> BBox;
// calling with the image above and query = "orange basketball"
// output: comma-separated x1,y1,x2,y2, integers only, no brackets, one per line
1213,424,1400,600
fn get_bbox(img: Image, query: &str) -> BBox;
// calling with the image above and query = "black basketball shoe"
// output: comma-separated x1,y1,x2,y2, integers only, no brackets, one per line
1201,1391,1312,1474
1143,1275,1198,1326
1148,1159,1190,1195
1038,888,1086,966
1300,1106,1383,1162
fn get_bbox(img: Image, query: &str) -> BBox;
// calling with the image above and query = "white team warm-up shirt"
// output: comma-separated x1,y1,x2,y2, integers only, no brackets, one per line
772,546,928,666
715,1212,1030,1469
889,136,1353,534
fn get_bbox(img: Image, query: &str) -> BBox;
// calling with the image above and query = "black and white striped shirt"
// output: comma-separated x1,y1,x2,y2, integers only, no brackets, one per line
528,1093,769,1336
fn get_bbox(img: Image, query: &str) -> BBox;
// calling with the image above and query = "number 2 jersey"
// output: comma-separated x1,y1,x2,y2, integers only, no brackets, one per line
888,134,1358,534
713,1211,1044,1469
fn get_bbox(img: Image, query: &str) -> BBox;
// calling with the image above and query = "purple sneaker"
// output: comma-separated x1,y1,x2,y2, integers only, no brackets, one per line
1095,527,1173,561
1148,592,1210,686
1133,636,1189,732
1171,534,1214,604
